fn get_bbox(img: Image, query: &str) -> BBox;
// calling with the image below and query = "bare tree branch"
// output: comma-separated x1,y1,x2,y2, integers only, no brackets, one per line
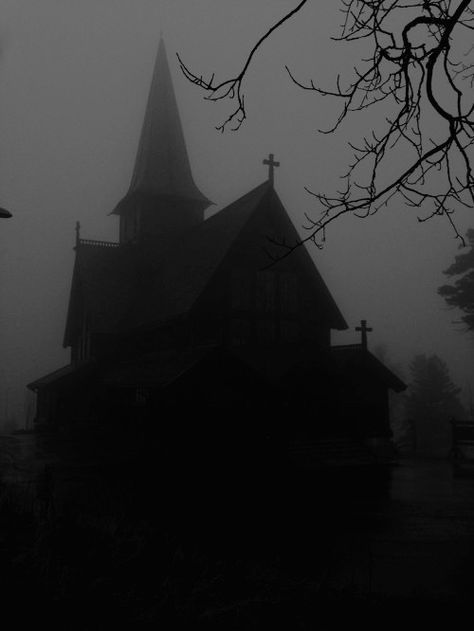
181,1,474,254
177,0,310,132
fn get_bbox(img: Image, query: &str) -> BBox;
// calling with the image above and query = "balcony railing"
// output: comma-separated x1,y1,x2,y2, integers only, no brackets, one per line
78,238,120,248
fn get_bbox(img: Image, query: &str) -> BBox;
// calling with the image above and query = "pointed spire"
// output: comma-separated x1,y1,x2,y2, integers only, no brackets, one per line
114,38,211,213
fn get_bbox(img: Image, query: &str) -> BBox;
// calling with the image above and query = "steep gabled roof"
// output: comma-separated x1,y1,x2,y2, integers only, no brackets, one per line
113,38,211,214
27,360,96,391
331,345,406,392
65,180,348,340
129,181,270,328
235,342,406,391
263,190,347,330
129,180,346,331
65,183,269,341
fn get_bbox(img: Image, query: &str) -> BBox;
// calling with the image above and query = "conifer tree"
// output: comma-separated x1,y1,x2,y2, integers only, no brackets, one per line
439,228,474,331
405,354,464,454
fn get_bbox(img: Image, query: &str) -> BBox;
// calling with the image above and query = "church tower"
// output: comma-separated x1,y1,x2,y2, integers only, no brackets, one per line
112,38,212,246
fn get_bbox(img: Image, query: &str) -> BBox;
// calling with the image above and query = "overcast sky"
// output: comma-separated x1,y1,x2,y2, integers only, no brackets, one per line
1,0,473,424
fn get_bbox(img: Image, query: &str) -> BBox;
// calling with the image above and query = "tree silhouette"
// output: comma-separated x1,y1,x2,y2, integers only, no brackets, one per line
373,344,409,448
179,1,474,253
405,353,464,453
439,227,474,330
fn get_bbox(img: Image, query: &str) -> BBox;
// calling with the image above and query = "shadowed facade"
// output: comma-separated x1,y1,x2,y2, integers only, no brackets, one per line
28,39,405,467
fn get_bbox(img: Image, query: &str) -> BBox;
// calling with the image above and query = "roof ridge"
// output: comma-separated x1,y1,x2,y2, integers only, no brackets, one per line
202,180,270,226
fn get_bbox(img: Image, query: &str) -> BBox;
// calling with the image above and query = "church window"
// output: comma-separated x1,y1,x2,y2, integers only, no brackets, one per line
256,271,276,313
280,272,298,314
230,270,252,310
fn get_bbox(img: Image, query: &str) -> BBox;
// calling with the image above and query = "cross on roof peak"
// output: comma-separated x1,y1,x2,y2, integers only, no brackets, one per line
355,319,373,350
263,153,280,186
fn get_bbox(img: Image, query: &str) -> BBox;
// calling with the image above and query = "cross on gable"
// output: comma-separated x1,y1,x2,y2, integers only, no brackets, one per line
355,319,373,350
263,153,280,185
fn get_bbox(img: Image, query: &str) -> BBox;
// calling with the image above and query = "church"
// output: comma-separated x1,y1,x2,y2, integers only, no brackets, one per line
28,39,405,467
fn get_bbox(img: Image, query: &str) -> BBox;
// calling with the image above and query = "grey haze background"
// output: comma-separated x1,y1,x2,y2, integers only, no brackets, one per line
0,0,472,426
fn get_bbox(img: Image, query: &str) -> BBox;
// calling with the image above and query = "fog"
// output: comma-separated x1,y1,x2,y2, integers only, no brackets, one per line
0,0,473,426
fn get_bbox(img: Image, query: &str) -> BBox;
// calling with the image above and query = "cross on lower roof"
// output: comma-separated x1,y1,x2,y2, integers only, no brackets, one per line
263,153,280,185
355,319,373,350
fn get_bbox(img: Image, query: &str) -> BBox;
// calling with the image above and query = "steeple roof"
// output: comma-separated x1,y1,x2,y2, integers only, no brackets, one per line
113,38,211,214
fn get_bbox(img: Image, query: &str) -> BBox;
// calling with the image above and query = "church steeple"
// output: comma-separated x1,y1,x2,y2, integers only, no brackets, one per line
113,38,212,244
